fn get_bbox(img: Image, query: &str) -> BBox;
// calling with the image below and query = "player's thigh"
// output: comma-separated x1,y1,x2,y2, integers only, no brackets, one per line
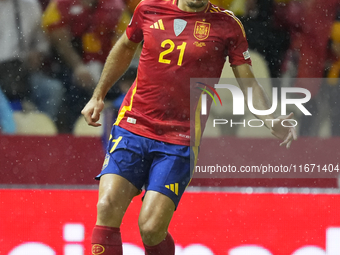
96,173,140,227
145,147,193,209
97,125,151,189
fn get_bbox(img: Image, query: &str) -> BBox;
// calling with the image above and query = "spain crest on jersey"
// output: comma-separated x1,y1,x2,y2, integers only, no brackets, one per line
194,21,210,40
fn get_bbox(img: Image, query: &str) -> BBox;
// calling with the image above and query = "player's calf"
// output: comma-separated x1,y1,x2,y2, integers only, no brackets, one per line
91,225,122,255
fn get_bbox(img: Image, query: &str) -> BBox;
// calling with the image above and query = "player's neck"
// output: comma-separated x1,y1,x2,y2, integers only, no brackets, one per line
177,0,208,13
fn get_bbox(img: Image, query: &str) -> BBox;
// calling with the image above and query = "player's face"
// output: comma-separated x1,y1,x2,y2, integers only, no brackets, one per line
178,0,209,12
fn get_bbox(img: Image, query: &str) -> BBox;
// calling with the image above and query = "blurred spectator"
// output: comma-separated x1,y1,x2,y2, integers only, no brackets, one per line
42,0,140,133
0,89,16,134
278,0,338,86
0,0,63,123
328,20,340,86
38,0,50,9
238,0,290,78
277,0,339,136
209,0,290,78
324,16,340,136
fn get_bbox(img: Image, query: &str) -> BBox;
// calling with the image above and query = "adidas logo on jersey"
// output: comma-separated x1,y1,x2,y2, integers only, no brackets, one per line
150,19,165,30
165,183,179,195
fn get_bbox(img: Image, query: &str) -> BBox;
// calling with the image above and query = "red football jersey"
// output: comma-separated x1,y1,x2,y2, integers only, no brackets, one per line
42,0,124,63
116,0,251,146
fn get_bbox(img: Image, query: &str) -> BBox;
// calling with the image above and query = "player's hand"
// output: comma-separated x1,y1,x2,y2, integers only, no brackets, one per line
81,97,104,127
270,112,297,149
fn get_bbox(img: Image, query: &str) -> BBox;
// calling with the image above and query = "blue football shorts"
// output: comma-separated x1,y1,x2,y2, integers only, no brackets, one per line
96,125,197,208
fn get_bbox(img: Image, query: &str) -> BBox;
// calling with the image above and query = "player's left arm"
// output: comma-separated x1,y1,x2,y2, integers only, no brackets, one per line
232,63,297,148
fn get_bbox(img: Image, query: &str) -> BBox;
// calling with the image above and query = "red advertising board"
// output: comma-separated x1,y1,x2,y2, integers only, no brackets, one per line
1,189,340,255
0,135,338,188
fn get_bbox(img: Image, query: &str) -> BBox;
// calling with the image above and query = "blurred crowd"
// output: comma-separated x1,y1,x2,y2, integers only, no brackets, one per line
0,0,139,134
0,0,339,137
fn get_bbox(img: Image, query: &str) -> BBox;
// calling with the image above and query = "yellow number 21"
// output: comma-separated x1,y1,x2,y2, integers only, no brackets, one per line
158,39,187,66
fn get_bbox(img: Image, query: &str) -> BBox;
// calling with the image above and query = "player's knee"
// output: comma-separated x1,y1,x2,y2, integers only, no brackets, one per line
138,219,166,245
97,198,109,214
95,195,128,227
96,196,116,219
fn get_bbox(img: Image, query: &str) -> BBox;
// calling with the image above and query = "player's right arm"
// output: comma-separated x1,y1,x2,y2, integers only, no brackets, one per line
81,33,140,127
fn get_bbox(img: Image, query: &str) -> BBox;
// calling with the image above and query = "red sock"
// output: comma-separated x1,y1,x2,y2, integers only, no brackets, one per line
143,232,175,255
91,225,122,255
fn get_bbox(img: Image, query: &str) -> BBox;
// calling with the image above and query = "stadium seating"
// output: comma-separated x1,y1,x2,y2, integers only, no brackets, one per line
13,111,58,135
73,114,104,137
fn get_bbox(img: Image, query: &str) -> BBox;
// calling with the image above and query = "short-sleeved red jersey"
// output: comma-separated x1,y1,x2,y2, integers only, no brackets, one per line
42,0,124,63
116,0,251,146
